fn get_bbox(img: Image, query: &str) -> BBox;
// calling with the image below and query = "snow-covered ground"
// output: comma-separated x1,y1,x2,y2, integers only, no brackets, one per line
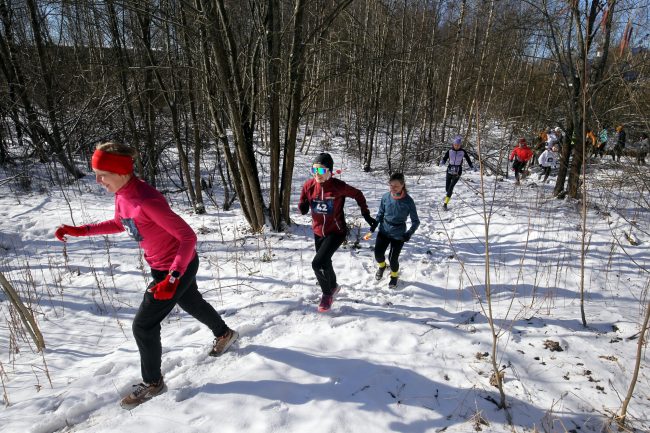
1,145,649,432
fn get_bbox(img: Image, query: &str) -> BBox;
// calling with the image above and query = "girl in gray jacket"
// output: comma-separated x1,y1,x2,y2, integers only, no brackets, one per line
372,173,420,288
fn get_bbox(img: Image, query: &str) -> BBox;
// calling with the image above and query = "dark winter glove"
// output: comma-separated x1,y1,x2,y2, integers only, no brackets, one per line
363,214,378,232
299,202,309,215
402,232,412,242
55,224,89,242
150,273,181,301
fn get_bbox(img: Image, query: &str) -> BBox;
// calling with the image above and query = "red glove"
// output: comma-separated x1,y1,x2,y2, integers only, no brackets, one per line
151,274,181,301
55,225,88,242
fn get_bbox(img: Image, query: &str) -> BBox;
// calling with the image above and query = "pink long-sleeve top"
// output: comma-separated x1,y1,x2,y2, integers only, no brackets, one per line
85,177,197,275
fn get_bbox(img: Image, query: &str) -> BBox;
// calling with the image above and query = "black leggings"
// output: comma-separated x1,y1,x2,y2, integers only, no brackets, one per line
133,254,228,383
312,233,346,295
512,160,527,180
445,173,461,198
374,231,405,273
539,166,551,180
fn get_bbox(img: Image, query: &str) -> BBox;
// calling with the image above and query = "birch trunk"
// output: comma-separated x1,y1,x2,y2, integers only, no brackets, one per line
440,0,466,144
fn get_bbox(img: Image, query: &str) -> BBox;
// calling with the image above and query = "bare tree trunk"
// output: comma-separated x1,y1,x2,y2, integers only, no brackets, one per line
201,0,266,230
106,0,144,175
421,1,442,162
440,0,466,143
0,16,25,156
0,0,82,178
193,0,242,215
546,0,618,198
180,3,206,214
465,0,495,139
137,5,199,210
131,5,161,186
266,0,282,231
25,0,84,179
279,0,353,223
281,0,306,225
616,295,650,427
474,104,511,423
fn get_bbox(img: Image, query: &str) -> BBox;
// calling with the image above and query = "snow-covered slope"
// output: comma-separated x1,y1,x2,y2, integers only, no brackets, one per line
1,148,648,432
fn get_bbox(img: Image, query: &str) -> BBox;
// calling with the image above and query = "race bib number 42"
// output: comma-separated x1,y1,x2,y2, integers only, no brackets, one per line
311,198,334,215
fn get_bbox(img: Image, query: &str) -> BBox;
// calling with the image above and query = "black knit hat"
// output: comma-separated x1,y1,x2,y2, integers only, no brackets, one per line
312,153,334,171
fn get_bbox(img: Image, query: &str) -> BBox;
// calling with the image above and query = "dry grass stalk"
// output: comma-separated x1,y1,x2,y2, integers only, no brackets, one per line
0,271,45,351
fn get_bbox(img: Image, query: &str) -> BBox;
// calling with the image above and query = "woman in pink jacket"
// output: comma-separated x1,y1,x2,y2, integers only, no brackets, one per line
55,141,238,409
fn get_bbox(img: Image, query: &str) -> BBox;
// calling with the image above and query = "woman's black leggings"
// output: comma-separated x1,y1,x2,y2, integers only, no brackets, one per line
512,160,527,180
374,231,405,273
445,173,461,198
133,254,228,383
539,166,551,180
312,233,346,295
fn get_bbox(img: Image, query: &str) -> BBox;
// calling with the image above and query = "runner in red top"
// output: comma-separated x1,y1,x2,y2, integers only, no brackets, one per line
509,138,534,185
54,141,238,409
298,153,377,312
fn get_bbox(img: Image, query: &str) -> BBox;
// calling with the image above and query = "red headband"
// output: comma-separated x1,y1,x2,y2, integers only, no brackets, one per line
91,149,133,175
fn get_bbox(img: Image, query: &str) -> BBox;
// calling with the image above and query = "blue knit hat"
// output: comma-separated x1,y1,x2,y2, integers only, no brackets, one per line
453,135,462,145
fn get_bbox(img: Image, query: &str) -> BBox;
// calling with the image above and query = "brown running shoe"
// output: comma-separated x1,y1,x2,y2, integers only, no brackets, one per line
209,328,239,357
120,377,165,409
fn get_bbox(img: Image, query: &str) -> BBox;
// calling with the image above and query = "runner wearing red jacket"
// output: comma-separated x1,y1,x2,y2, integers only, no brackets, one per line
298,153,377,312
54,141,238,409
509,138,534,185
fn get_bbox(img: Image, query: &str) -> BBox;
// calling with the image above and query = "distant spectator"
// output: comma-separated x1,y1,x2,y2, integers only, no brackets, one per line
634,133,648,165
613,125,626,162
586,129,597,156
596,127,608,158
539,129,548,145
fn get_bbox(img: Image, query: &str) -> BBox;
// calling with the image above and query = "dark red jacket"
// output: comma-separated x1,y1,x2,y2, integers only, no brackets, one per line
298,177,370,237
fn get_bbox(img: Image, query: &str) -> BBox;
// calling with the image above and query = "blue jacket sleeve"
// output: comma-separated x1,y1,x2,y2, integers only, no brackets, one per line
376,194,385,225
406,197,420,236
